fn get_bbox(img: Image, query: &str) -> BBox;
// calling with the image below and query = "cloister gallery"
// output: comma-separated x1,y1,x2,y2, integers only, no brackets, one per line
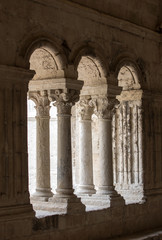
0,0,162,239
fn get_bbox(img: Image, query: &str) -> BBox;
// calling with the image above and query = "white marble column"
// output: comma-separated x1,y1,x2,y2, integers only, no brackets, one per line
77,98,96,195
29,91,53,200
94,97,124,206
56,101,73,197
49,89,85,214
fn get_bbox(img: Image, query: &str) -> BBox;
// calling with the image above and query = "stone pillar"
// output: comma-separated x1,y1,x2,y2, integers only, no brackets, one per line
29,90,53,201
49,89,85,214
77,98,96,195
0,66,35,217
93,96,125,206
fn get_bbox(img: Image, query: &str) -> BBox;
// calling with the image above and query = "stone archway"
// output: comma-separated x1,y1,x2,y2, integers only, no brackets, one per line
71,48,125,209
28,46,59,203
112,63,144,204
26,40,85,215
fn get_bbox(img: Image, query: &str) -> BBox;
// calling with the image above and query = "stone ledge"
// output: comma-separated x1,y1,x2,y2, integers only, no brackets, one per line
111,229,162,240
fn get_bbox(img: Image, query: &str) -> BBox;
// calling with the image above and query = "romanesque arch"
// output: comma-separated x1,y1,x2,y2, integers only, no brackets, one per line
69,43,125,208
112,57,145,203
20,37,86,214
71,44,108,196
26,39,68,206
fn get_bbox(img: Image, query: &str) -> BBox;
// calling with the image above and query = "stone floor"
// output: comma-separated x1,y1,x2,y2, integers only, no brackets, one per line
111,229,162,240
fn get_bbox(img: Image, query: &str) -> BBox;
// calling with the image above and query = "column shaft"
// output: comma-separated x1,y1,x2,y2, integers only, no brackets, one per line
49,89,85,214
76,98,95,195
56,113,73,196
29,91,53,200
78,119,95,194
35,115,52,197
94,96,125,206
97,118,113,194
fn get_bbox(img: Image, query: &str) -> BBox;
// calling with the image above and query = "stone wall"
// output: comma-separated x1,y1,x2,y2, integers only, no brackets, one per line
0,0,162,239
1,196,162,240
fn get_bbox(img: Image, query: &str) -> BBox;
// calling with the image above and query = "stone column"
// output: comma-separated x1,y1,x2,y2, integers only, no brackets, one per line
0,66,35,217
77,98,96,195
29,90,53,200
93,96,125,206
49,89,85,214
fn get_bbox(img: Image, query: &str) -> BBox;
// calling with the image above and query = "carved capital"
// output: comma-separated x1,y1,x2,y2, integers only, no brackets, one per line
29,90,50,117
49,89,80,115
93,96,119,119
76,98,94,120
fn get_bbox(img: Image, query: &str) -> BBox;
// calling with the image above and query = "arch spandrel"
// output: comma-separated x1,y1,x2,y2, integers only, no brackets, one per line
16,33,68,72
110,51,146,91
118,65,141,91
26,39,68,71
78,56,103,85
30,48,58,80
115,61,143,102
70,42,109,80
70,42,109,96
111,54,144,113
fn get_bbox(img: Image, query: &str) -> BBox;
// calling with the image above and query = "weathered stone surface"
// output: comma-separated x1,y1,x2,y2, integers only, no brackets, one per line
76,97,96,195
0,0,162,239
29,90,53,200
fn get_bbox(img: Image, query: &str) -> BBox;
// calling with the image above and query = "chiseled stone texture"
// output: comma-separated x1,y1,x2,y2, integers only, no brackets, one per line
1,197,162,240
0,0,162,240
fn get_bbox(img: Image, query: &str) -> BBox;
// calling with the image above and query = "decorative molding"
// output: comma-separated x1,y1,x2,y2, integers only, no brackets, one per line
28,78,83,92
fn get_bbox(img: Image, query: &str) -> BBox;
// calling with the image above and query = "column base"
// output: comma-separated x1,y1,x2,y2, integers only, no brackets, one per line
96,186,113,195
31,188,53,202
77,184,96,195
107,193,125,207
49,194,85,214
96,186,125,207
55,188,74,197
78,194,110,209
